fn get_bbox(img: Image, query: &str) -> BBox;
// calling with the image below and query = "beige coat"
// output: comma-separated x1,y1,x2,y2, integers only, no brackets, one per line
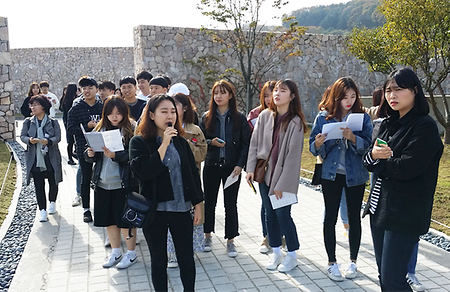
246,109,304,196
183,123,207,173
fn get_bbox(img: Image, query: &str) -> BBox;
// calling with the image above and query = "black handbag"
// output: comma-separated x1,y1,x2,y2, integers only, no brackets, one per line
122,191,152,232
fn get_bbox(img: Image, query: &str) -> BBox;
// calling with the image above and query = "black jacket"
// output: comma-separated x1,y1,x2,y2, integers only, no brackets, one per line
21,96,32,118
84,136,137,190
200,111,250,168
129,135,203,206
363,112,443,236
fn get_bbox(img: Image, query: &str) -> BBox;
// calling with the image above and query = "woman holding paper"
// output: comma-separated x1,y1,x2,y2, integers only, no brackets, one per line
85,96,139,269
309,77,373,281
200,80,250,258
21,95,62,222
246,79,307,272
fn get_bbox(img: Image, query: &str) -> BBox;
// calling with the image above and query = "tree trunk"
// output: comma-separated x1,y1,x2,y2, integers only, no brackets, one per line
444,126,450,145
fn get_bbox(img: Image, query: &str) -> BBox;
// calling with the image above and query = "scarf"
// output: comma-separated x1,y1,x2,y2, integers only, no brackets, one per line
35,114,48,171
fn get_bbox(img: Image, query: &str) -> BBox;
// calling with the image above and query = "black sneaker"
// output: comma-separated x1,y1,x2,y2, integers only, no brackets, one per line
83,210,93,223
68,159,76,165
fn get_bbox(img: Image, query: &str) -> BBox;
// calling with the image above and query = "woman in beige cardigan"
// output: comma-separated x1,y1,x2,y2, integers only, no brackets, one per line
246,79,307,273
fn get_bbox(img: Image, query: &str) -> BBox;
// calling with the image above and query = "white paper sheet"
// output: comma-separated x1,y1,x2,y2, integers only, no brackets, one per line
81,124,124,152
269,192,298,209
346,113,364,131
322,122,346,141
224,173,240,189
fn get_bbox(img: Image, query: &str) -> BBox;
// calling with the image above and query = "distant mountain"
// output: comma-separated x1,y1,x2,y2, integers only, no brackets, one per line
285,0,384,35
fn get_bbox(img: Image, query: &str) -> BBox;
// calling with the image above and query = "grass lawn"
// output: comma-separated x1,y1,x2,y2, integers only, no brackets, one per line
0,141,17,228
300,138,450,237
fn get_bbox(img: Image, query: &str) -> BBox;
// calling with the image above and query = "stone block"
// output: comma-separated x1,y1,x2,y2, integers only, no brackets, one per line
1,132,13,140
1,96,9,104
0,27,8,41
0,17,6,27
4,81,13,91
0,52,11,65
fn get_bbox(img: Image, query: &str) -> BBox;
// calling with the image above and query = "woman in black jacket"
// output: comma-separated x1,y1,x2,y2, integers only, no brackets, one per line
363,68,443,291
129,94,203,292
200,80,250,258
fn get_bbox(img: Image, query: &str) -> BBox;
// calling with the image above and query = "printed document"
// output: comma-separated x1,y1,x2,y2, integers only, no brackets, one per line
80,124,124,152
269,192,298,209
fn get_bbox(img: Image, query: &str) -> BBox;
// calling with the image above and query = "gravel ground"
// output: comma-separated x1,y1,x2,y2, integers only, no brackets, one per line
0,141,36,291
299,177,450,252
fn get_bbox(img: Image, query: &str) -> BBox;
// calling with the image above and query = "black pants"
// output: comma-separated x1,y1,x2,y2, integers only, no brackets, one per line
143,211,195,292
32,171,58,211
203,165,240,239
321,174,365,263
66,132,75,160
77,154,93,209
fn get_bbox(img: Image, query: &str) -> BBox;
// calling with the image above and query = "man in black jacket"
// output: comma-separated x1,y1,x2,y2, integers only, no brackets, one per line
67,76,103,222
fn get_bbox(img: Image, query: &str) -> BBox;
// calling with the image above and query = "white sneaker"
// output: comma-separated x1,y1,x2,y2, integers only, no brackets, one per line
345,261,358,279
48,202,56,214
227,242,238,258
204,236,212,252
407,273,425,292
260,236,270,254
116,252,137,269
167,252,178,268
104,236,111,248
39,209,47,222
277,254,298,272
266,252,283,270
102,253,122,268
72,194,81,207
327,263,344,281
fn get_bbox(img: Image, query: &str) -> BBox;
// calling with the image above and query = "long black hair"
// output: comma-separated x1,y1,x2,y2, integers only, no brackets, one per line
62,83,78,110
380,67,429,118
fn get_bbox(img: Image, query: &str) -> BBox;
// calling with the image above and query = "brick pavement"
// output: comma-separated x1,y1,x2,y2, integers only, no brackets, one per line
8,119,450,292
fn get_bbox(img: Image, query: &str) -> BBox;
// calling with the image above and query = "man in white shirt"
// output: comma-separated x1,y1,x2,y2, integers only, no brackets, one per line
40,81,60,118
136,70,153,101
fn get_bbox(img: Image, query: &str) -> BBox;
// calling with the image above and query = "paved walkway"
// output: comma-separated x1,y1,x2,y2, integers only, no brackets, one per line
7,119,450,292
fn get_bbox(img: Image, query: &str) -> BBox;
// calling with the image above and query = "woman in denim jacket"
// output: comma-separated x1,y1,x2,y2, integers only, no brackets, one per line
309,77,372,281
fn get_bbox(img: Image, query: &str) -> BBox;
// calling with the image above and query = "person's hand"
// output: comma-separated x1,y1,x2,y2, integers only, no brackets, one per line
371,141,393,160
341,127,356,143
162,125,178,147
246,172,254,184
274,190,283,199
193,204,202,225
232,166,242,178
40,138,48,146
29,137,38,144
102,146,115,159
314,133,327,148
211,137,226,147
87,120,97,129
87,147,95,158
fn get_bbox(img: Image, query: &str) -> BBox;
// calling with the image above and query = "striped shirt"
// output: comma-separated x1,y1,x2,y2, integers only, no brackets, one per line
364,152,381,214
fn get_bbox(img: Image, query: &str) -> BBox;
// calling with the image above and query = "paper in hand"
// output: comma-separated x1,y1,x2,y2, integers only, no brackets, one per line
81,124,124,152
224,173,240,189
269,192,298,209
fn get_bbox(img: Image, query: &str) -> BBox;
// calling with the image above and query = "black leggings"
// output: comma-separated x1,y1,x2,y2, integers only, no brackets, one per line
32,171,58,210
321,174,365,263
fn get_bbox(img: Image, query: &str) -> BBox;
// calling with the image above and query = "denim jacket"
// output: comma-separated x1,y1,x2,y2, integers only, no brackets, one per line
309,111,373,187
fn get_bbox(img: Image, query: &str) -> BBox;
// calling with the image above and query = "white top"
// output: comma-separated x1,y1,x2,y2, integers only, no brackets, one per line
44,92,59,118
137,92,150,101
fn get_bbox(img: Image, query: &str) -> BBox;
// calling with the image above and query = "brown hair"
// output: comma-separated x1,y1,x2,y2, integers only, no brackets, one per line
259,81,277,110
94,96,134,144
204,80,239,133
135,94,184,140
318,85,332,111
27,82,41,97
321,77,364,121
172,93,197,124
268,79,307,132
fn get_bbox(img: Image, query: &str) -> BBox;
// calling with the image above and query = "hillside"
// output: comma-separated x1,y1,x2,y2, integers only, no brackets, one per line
286,0,384,35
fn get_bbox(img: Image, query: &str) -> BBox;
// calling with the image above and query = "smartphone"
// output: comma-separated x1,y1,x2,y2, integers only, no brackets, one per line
217,138,225,144
376,138,387,146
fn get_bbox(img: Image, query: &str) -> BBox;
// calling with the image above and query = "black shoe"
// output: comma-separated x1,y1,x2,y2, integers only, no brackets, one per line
72,155,78,160
68,159,76,165
83,210,93,223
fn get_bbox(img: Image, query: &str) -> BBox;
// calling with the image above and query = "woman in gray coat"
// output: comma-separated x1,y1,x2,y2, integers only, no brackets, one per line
20,95,62,222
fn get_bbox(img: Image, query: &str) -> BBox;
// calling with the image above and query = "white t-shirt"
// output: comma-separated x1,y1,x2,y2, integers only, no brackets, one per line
137,92,150,101
44,92,59,118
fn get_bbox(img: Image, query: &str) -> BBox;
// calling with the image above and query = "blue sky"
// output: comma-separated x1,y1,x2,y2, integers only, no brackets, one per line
2,0,349,48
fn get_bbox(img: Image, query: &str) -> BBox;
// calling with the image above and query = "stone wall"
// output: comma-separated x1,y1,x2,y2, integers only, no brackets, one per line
133,25,389,120
0,17,14,141
11,47,134,111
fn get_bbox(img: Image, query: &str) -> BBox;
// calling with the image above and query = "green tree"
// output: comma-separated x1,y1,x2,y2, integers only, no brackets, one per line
197,0,306,113
347,0,450,144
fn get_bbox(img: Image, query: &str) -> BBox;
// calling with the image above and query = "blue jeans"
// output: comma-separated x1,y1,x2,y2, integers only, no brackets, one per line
76,164,81,195
371,216,418,291
261,204,267,237
407,242,419,274
259,182,299,251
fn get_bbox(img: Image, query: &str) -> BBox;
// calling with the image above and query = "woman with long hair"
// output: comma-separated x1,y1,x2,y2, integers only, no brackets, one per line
20,95,62,222
60,83,78,165
21,82,42,117
85,96,138,269
363,68,443,291
200,80,250,257
129,94,203,291
246,79,307,272
309,77,373,281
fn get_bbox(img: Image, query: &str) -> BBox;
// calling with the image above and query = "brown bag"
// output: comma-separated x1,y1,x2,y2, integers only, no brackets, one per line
253,143,275,183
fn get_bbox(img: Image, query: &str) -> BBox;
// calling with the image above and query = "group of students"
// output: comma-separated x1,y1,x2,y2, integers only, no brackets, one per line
19,67,443,292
